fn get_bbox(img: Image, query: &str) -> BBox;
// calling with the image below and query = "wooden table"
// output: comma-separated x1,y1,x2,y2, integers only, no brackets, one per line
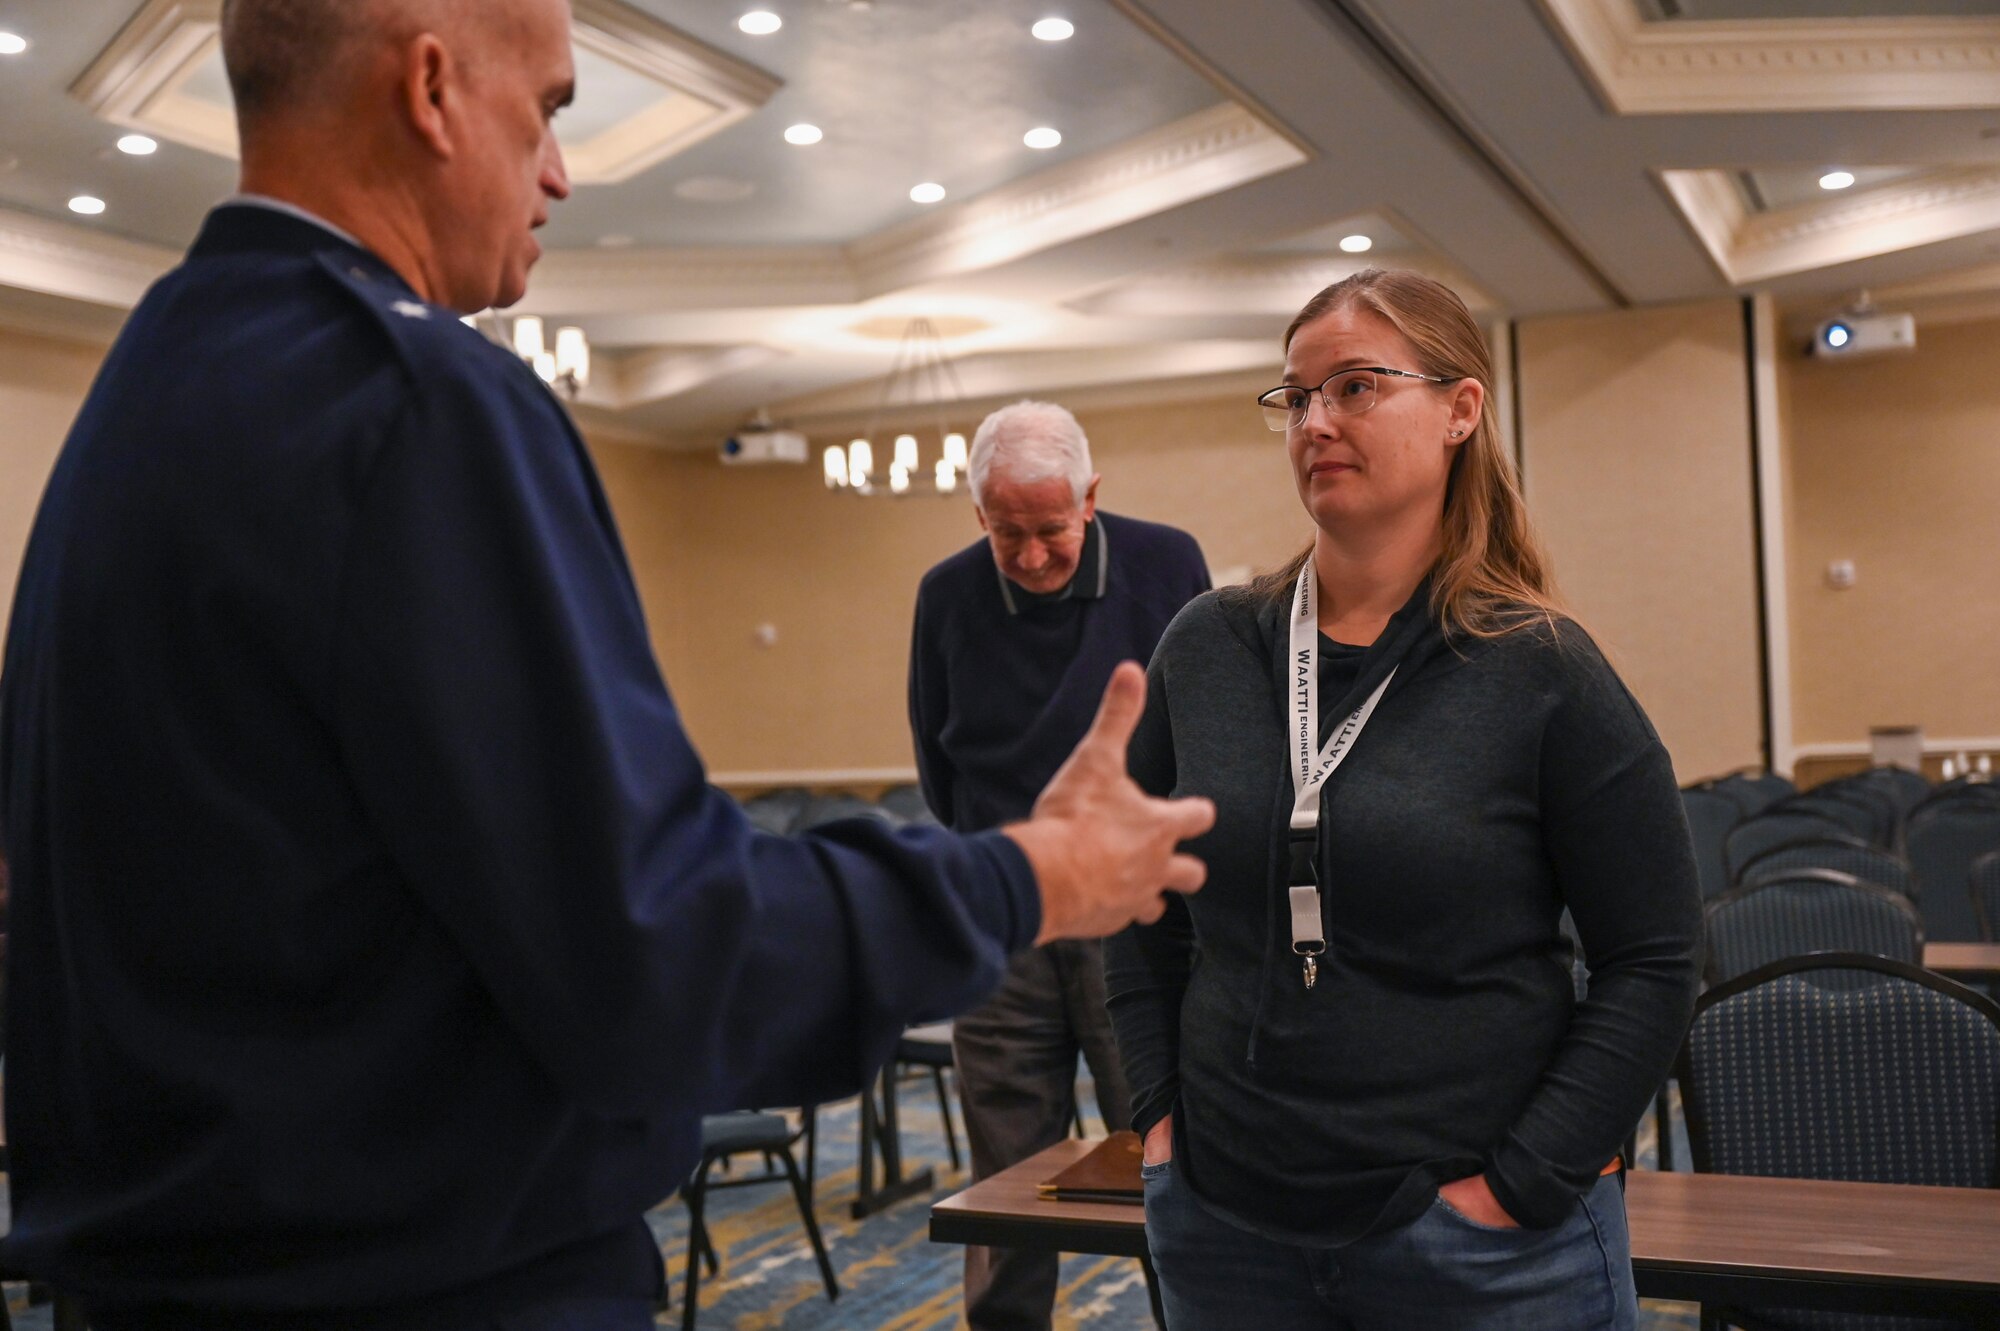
932,1140,2000,1319
1926,941,2000,980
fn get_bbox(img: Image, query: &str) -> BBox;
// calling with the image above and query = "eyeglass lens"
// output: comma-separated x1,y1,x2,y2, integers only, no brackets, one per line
1259,370,1380,431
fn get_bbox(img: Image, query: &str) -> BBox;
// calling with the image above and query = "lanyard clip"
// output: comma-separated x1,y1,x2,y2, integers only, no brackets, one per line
1287,830,1318,888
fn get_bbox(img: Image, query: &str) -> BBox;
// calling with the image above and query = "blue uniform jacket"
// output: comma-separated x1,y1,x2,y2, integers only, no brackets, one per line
0,204,1039,1320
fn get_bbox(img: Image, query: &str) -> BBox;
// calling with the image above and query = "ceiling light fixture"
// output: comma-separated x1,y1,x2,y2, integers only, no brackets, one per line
501,315,592,401
68,195,106,216
1031,18,1074,41
909,182,946,204
823,317,969,500
1339,234,1373,253
784,123,823,146
1819,170,1856,191
0,32,25,55
116,134,158,156
737,10,782,35
1023,127,1062,150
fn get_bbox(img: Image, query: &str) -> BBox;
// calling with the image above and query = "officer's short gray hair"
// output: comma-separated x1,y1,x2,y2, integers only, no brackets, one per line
968,401,1093,508
221,0,483,128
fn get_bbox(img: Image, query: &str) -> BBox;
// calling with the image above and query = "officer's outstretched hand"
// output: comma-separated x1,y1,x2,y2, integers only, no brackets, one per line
1005,662,1214,943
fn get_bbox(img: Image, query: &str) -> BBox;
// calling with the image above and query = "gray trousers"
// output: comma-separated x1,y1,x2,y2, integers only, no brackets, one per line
952,939,1134,1331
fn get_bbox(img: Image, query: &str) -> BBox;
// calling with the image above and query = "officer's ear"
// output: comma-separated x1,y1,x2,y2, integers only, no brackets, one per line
400,34,457,160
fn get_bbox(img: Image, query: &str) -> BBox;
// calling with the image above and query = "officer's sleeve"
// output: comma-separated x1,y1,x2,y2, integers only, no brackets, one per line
330,369,1040,1119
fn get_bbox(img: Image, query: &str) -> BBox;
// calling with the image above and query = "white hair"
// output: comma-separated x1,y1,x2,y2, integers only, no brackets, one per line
967,400,1093,508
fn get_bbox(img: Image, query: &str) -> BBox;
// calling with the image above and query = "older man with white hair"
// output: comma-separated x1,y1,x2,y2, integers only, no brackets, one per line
909,400,1210,1331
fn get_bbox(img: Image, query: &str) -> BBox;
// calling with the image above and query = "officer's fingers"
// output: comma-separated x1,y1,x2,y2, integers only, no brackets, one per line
1130,892,1169,926
1154,795,1216,842
1076,662,1146,763
1161,852,1207,895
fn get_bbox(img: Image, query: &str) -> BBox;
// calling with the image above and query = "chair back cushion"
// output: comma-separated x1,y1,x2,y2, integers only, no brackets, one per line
1703,873,1921,986
1682,957,2000,1189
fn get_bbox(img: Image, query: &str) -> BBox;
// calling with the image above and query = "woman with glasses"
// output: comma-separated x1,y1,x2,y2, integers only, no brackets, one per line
1105,269,1701,1329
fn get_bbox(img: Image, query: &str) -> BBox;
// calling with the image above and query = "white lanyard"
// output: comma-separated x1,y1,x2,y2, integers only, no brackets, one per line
1285,559,1394,989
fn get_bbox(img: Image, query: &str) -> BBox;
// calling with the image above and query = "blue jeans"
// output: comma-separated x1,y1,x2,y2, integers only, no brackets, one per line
1142,1159,1637,1330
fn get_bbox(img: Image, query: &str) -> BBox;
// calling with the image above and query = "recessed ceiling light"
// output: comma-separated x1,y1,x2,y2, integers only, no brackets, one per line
1819,170,1856,191
116,134,158,156
784,123,823,146
0,32,25,56
910,182,946,204
737,11,782,35
1031,18,1074,41
1023,127,1062,150
1339,234,1373,253
69,195,106,216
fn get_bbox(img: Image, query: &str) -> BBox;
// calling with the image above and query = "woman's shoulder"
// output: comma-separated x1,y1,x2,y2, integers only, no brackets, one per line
1155,586,1273,666
1466,611,1658,741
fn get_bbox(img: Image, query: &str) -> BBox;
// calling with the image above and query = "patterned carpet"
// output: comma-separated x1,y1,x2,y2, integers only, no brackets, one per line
3,1076,1701,1329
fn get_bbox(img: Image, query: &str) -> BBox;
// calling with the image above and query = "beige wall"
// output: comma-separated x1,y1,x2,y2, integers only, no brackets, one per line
1517,299,1767,784
588,394,1304,777
1781,315,2000,749
0,328,104,631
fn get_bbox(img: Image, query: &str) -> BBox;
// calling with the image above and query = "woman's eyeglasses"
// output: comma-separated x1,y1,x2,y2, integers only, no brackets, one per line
1256,367,1462,432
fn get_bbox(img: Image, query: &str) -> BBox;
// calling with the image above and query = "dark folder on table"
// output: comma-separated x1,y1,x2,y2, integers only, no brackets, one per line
1038,1130,1144,1204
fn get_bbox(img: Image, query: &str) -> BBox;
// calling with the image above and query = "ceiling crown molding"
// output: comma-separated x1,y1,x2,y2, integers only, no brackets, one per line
1662,165,2000,285
846,102,1309,297
1536,0,2000,113
522,246,856,315
0,207,179,309
70,0,778,185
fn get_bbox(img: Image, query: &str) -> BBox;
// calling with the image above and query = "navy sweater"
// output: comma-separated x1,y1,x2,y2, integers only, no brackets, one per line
1105,584,1702,1242
908,513,1209,833
0,205,1040,1321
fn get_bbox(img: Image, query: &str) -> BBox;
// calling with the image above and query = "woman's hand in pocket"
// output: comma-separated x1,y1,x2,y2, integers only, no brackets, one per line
1142,1113,1174,1167
1436,1174,1520,1228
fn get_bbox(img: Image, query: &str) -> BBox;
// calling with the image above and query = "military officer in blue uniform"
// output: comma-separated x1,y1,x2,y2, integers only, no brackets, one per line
0,0,1213,1326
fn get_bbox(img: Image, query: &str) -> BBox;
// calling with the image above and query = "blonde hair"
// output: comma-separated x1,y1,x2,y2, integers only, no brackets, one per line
1248,268,1561,641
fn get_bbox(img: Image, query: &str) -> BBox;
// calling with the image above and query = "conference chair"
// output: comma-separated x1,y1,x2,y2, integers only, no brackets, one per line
1781,786,1896,849
1722,807,1851,883
1712,769,1795,816
1676,953,2000,1331
739,786,812,836
1701,870,1922,988
798,791,897,830
1734,834,1915,901
877,782,939,826
1906,793,2000,942
1843,765,1931,821
1682,786,1744,901
679,1110,837,1331
894,1022,962,1172
1972,850,2000,942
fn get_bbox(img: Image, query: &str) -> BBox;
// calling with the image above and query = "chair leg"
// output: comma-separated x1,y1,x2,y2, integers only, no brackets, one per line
693,1213,720,1277
682,1156,715,1331
931,1067,961,1171
1655,1081,1676,1172
804,1106,818,1193
780,1148,839,1302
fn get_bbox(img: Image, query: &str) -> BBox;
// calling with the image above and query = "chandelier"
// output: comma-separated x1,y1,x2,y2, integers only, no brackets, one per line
823,317,969,498
510,316,591,400
463,313,592,400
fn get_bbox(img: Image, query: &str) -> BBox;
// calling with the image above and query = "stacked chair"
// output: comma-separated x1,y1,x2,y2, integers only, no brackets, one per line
1677,953,2000,1331
1906,788,2000,943
1701,869,1922,987
1975,850,2000,942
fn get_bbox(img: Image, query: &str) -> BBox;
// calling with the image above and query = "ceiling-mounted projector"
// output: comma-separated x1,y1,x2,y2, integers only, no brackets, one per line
720,428,810,466
1811,310,1915,359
